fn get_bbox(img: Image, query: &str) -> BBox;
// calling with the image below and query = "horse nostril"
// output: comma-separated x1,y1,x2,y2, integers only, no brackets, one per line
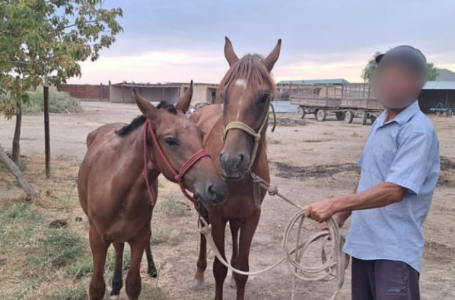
237,153,244,165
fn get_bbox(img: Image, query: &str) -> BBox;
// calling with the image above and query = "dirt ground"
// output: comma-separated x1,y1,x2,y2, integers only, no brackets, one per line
0,102,454,300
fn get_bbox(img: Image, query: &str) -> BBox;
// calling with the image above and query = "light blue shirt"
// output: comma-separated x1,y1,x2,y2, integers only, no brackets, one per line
343,101,440,272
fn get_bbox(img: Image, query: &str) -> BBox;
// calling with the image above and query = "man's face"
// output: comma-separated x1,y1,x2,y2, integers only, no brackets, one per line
373,61,423,109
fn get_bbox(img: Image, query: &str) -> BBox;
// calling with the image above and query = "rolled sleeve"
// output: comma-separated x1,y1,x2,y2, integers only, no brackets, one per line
385,132,433,195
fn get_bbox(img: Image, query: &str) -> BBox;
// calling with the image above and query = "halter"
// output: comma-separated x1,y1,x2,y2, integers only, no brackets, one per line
221,94,273,168
142,118,211,206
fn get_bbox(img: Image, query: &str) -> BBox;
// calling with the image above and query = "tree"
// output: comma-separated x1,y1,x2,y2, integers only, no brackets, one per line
0,0,123,194
361,52,439,82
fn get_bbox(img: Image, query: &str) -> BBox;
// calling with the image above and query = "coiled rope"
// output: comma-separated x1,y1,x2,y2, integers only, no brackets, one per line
198,172,349,300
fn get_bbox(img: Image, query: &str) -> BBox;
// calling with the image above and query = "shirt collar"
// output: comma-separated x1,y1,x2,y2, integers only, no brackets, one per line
379,100,420,127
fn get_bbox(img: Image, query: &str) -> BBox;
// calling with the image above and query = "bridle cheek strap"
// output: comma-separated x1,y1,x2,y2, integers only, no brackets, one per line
221,95,272,168
142,118,211,206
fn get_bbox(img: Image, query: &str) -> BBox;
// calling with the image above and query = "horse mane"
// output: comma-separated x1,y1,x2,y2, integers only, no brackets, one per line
215,54,275,103
115,101,177,136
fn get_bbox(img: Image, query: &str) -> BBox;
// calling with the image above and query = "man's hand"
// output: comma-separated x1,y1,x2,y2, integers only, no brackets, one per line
320,211,352,230
304,197,338,223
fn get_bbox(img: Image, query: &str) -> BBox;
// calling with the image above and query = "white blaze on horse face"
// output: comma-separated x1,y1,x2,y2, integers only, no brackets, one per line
235,79,247,120
235,79,247,89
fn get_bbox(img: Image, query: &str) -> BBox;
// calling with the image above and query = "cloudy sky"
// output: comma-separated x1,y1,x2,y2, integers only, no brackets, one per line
69,0,455,85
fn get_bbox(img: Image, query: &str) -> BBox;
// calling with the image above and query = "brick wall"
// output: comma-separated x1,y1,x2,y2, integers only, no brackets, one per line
58,84,109,100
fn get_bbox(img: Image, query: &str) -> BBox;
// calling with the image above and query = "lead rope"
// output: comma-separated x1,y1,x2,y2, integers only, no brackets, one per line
198,172,349,300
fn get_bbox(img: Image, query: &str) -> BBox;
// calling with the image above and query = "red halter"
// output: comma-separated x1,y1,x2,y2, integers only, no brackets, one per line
142,118,211,206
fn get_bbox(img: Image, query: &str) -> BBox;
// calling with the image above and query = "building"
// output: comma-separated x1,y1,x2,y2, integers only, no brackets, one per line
109,82,218,104
419,81,455,112
58,84,109,101
435,69,455,81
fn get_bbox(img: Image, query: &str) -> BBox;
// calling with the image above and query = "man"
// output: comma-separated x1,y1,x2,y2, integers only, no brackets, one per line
305,46,440,300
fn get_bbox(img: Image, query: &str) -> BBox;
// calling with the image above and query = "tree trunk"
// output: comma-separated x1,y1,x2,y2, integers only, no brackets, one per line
0,142,38,200
12,101,22,163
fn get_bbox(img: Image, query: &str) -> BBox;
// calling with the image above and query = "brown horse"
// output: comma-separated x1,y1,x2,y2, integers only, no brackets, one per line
77,83,227,300
190,38,281,300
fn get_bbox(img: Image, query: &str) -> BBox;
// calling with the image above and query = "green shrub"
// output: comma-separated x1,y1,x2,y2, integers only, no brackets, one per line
24,87,82,114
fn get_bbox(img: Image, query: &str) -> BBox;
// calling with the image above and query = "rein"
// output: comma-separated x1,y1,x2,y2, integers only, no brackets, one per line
221,94,273,168
142,118,210,206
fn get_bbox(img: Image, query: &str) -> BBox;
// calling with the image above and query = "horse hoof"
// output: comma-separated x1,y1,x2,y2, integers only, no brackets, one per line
190,279,205,291
229,276,236,289
148,270,158,278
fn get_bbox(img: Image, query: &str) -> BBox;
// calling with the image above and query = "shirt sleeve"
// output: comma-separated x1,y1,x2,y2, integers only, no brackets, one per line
385,131,433,195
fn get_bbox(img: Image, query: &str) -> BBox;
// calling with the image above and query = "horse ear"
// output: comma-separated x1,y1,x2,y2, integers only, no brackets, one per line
263,39,282,72
133,89,157,120
175,80,193,113
224,37,239,67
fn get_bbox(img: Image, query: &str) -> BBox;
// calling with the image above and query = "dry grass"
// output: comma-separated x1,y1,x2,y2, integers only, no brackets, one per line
0,157,171,300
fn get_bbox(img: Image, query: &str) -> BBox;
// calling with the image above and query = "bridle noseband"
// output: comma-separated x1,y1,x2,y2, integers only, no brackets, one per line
221,94,273,168
142,118,211,206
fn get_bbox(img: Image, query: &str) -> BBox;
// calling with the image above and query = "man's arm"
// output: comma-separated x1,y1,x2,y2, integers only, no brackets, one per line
307,182,405,223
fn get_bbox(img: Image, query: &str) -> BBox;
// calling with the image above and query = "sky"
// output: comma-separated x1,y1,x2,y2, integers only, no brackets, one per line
69,0,455,85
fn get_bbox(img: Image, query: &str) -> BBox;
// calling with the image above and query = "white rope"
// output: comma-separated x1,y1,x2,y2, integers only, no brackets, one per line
198,180,349,300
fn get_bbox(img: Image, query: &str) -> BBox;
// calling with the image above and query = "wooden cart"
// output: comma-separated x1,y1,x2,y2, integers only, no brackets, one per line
289,83,383,125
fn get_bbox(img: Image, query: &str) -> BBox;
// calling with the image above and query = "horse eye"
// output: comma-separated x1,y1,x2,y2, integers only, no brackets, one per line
256,94,269,105
164,137,179,147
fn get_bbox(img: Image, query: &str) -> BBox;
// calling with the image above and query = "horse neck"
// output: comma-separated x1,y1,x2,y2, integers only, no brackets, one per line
121,125,161,184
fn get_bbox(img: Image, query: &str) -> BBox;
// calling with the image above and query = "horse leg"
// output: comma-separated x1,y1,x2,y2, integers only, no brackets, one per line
89,226,109,300
191,206,209,291
212,218,228,300
229,220,241,289
125,225,150,300
110,242,124,299
145,243,158,278
234,212,261,300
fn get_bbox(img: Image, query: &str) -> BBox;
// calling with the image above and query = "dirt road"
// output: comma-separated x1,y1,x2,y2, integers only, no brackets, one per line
0,103,453,300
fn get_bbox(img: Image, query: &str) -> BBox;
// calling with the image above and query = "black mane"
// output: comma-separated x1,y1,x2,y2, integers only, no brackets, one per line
115,115,146,136
115,101,177,136
156,101,177,115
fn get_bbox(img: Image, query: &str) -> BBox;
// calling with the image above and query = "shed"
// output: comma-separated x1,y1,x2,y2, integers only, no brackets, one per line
419,81,455,112
109,82,218,104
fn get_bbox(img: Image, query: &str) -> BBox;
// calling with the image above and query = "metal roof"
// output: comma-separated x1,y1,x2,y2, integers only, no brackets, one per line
436,69,455,81
422,81,455,90
277,79,349,85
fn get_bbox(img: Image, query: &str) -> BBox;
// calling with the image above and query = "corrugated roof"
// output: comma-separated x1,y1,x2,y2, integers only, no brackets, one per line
423,81,455,90
436,69,455,81
277,79,349,85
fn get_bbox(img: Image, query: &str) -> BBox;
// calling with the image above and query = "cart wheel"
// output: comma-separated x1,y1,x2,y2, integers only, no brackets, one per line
335,112,345,121
345,110,354,123
314,109,319,118
316,109,327,122
297,107,306,119
362,112,368,125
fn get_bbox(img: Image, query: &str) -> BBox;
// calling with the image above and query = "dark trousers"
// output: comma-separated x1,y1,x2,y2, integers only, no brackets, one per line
351,258,420,300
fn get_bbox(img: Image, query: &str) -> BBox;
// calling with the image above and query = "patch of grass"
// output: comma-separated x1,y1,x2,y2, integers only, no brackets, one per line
0,200,42,249
151,228,172,245
49,285,87,300
161,194,188,216
1,150,27,172
24,87,82,114
36,228,84,268
66,246,131,280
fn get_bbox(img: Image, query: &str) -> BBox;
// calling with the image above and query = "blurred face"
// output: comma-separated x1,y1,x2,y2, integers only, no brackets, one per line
373,61,424,109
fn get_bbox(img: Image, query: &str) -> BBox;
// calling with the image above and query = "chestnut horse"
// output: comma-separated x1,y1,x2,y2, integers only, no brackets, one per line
77,83,227,300
190,38,281,300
